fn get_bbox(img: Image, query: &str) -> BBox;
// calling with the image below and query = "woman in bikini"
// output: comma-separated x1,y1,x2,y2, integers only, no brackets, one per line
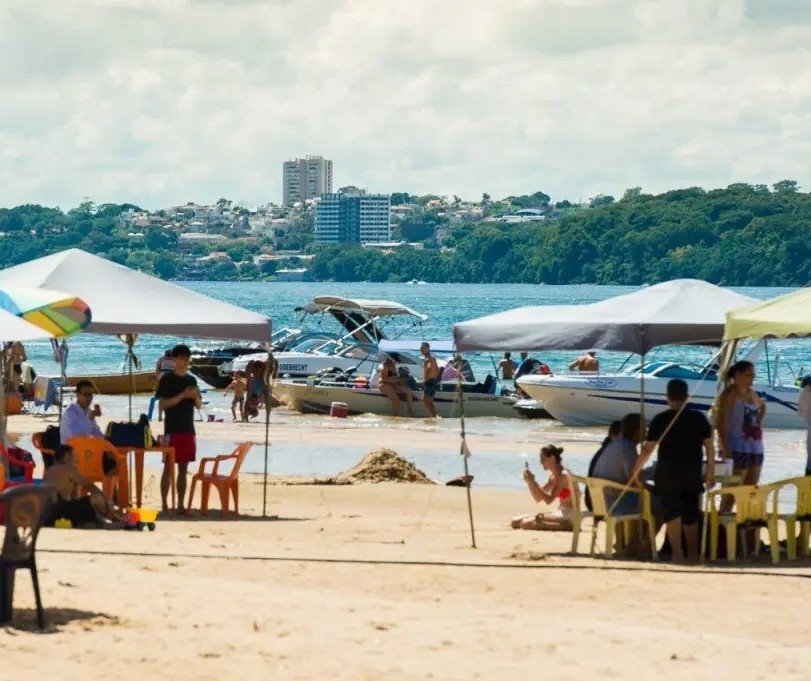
378,357,415,417
511,444,574,531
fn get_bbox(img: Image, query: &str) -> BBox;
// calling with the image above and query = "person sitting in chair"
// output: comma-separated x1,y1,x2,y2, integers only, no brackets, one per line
60,379,118,503
43,445,122,528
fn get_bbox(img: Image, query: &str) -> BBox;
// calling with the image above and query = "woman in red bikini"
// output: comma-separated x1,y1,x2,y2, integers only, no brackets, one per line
511,444,574,531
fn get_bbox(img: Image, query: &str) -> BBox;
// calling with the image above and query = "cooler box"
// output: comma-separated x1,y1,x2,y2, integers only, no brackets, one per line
329,401,349,418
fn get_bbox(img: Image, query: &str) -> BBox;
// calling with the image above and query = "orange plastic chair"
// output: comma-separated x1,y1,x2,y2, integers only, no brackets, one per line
66,436,128,507
188,442,253,517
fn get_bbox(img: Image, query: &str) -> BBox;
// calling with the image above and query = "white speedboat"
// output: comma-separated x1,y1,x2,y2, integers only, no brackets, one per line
232,296,427,378
274,376,522,419
517,361,803,429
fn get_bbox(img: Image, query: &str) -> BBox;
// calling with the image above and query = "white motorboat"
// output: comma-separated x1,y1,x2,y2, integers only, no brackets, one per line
517,360,803,429
273,338,533,419
231,296,428,378
274,376,522,419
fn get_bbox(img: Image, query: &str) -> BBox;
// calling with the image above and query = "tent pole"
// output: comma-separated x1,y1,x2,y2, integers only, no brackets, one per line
262,349,274,518
639,352,646,425
128,337,134,422
457,361,476,549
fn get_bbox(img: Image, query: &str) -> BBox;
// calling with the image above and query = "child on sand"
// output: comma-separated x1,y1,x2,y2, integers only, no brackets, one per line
224,371,247,422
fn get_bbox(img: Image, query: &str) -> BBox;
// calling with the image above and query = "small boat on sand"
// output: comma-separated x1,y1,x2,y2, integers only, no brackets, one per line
66,371,157,395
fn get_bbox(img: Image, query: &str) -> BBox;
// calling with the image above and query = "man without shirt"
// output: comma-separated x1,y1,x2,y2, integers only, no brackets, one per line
43,445,122,528
420,342,440,418
156,344,202,513
632,379,714,563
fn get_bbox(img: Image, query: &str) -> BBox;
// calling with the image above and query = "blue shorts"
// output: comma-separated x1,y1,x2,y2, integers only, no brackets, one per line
610,491,640,516
423,379,439,398
731,450,764,469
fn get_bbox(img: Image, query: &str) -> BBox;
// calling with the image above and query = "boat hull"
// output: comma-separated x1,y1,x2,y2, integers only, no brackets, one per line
517,374,803,429
235,351,380,379
275,380,523,419
67,371,157,395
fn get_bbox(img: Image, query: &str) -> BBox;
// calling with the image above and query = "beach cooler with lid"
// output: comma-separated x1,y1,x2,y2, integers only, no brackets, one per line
330,401,349,418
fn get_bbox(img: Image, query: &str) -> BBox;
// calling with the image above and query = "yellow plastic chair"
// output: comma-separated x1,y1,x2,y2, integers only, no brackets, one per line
566,473,594,554
707,485,773,563
762,477,811,560
585,478,658,560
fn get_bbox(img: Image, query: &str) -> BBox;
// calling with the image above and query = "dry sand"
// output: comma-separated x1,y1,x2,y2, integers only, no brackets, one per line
4,413,811,679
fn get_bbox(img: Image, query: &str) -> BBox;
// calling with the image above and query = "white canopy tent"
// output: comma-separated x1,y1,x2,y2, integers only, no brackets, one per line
453,279,757,355
0,249,276,513
451,279,760,547
0,249,271,342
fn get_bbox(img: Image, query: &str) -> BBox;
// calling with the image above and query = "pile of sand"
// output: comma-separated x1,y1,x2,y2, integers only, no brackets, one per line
334,448,434,484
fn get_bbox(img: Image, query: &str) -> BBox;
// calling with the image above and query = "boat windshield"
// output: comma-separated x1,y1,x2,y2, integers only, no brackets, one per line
338,343,374,360
312,340,342,355
626,361,717,380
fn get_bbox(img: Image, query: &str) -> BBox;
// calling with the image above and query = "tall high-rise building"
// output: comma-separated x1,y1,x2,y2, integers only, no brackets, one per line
315,189,391,245
282,156,333,205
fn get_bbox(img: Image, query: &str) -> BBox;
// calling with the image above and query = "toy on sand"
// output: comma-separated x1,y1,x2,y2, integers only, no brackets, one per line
124,508,159,531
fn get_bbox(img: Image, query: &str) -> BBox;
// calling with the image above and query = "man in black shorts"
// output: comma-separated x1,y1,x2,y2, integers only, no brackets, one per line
634,379,714,563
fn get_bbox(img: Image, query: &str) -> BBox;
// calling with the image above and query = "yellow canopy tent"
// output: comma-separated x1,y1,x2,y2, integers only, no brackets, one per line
721,286,811,378
724,286,811,342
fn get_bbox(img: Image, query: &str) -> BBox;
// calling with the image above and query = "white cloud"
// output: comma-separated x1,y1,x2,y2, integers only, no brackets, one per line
1,0,810,209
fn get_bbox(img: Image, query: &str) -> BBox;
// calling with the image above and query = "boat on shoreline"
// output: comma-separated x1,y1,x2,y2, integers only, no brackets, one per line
232,296,427,379
275,376,524,419
517,360,802,428
65,371,157,395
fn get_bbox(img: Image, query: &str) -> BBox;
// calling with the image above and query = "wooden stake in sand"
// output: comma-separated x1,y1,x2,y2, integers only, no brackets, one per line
456,361,477,549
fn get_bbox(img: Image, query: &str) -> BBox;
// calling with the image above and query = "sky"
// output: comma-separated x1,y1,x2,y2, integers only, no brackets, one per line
1,0,810,210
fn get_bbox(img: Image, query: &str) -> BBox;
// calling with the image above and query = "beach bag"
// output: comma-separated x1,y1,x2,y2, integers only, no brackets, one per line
105,414,155,448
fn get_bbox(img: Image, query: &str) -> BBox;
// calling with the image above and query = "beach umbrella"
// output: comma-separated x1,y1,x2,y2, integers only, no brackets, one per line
0,305,84,446
0,286,92,336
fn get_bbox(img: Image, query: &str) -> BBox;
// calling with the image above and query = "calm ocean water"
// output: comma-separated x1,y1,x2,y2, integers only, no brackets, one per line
16,282,811,495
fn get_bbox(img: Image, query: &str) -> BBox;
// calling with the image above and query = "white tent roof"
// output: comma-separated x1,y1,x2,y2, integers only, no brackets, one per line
453,279,757,355
0,249,271,342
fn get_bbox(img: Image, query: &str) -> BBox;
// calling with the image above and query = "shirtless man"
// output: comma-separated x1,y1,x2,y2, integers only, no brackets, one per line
420,342,440,418
224,371,247,421
498,352,517,381
42,445,122,527
569,351,599,373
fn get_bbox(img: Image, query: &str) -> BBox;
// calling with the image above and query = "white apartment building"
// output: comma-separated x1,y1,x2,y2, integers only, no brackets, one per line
283,156,333,205
315,190,391,245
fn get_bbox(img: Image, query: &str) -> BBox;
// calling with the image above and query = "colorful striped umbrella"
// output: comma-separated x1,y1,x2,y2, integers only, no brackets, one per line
0,287,91,338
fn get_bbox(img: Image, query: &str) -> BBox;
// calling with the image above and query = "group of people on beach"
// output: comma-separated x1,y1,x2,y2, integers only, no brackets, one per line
513,359,771,563
223,358,275,422
38,344,203,527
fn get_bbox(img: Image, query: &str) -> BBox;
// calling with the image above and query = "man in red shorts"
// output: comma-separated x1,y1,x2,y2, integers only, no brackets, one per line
157,344,202,513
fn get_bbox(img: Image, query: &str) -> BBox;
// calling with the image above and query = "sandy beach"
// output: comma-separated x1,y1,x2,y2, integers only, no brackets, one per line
3,410,811,680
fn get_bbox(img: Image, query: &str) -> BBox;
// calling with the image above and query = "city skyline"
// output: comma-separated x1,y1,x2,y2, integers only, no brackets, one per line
1,1,811,210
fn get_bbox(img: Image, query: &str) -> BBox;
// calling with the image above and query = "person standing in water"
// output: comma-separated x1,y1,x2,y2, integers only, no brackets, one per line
420,342,440,418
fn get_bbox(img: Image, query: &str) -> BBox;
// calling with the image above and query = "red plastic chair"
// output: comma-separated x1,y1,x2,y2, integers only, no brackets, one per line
188,442,253,516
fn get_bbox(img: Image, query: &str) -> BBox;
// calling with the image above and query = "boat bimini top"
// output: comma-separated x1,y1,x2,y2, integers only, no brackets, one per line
294,296,427,344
